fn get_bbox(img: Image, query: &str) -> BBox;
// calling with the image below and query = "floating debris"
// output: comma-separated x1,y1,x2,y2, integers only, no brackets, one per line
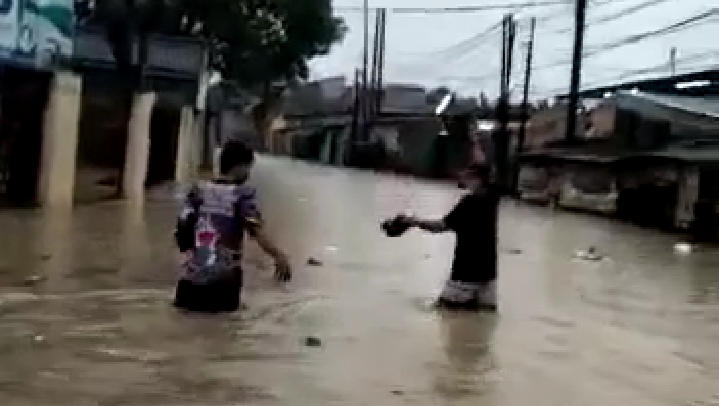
304,336,322,347
674,242,695,254
307,257,323,266
33,335,46,343
24,275,47,285
40,254,52,261
573,246,604,262
391,390,405,396
505,248,523,255
325,246,339,252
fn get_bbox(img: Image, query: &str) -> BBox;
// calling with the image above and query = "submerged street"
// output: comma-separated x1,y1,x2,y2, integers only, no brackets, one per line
0,155,719,405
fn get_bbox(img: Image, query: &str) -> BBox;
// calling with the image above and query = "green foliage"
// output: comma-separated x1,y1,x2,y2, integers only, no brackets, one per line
96,0,346,88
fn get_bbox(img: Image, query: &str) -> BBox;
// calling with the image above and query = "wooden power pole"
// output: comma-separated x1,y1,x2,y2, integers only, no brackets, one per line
565,0,587,143
517,17,536,156
494,14,515,191
514,17,536,191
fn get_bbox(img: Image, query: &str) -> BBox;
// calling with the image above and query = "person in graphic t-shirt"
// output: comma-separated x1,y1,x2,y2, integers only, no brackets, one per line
382,163,500,311
174,141,291,313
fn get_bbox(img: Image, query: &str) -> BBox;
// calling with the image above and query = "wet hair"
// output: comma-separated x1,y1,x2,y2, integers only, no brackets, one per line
219,141,254,175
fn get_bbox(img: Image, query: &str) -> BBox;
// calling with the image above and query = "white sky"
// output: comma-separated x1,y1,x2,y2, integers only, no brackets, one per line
308,0,719,100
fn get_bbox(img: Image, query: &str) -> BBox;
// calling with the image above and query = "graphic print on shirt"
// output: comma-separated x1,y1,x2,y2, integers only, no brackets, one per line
185,215,224,284
178,181,259,284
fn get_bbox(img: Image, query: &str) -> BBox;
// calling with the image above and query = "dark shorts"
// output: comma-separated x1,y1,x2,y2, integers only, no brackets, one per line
173,270,242,313
437,279,497,312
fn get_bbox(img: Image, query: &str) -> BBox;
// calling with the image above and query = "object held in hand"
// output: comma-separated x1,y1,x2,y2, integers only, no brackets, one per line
381,215,412,237
275,259,292,282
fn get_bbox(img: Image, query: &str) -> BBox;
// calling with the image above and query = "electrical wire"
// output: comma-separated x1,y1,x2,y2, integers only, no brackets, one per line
531,0,664,27
584,9,716,56
333,1,573,14
528,50,719,96
528,9,717,72
330,2,716,98
387,21,504,73
546,0,676,35
377,0,682,78
421,21,504,60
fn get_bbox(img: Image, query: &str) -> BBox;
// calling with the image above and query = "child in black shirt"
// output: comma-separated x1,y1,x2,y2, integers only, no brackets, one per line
383,164,499,311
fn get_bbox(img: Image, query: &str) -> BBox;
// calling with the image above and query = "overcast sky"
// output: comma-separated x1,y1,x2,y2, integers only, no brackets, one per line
308,0,718,100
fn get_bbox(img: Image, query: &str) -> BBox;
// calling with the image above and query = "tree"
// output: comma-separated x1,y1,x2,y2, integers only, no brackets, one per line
88,0,346,137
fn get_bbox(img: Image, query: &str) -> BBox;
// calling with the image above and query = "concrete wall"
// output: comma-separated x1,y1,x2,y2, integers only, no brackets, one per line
175,106,201,183
123,92,156,200
527,102,616,148
38,72,82,207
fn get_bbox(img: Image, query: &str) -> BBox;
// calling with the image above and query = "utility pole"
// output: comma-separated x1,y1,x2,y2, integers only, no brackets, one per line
565,0,587,143
514,17,536,190
362,0,369,118
370,8,382,117
356,0,371,144
506,18,516,92
517,17,536,156
494,14,515,192
350,68,362,163
500,16,508,97
670,47,677,76
375,8,387,116
372,9,384,118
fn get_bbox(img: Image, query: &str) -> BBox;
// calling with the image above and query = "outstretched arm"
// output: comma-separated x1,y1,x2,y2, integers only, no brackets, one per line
250,223,287,262
408,217,450,233
247,221,292,282
238,187,291,281
405,194,468,234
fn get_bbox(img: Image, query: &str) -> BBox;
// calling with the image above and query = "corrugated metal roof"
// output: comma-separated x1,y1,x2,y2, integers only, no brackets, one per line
616,91,719,130
638,145,719,163
620,91,719,118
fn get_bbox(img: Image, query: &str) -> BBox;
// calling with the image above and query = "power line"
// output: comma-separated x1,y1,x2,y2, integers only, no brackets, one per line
546,0,676,35
387,1,674,76
426,6,717,84
532,0,664,27
584,8,717,56
527,50,719,95
528,9,717,72
334,1,572,14
388,21,503,71
425,21,503,59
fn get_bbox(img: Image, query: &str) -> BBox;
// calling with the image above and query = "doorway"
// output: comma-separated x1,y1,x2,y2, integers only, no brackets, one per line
146,102,181,187
0,67,52,206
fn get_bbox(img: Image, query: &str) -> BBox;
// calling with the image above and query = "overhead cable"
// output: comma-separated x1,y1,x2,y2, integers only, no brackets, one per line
334,1,572,14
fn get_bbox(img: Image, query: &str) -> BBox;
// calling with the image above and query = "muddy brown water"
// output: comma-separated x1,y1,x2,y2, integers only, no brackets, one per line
0,156,718,405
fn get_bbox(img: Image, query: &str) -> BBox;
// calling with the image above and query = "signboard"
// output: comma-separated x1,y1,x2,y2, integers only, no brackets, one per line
0,0,74,70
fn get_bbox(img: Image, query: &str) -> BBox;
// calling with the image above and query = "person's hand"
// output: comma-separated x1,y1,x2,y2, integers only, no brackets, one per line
274,255,292,282
395,213,416,227
382,214,414,237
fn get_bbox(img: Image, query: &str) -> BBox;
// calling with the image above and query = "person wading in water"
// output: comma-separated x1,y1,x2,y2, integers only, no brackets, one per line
383,163,500,311
174,141,291,313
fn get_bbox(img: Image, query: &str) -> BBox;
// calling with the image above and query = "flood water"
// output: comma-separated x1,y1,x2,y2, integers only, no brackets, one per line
1,155,719,405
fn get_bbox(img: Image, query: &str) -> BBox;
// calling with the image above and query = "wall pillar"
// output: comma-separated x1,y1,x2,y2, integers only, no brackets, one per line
37,72,82,208
675,166,699,229
122,92,156,200
175,106,200,183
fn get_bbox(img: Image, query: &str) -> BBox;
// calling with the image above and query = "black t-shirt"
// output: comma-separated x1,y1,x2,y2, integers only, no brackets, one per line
443,190,499,283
